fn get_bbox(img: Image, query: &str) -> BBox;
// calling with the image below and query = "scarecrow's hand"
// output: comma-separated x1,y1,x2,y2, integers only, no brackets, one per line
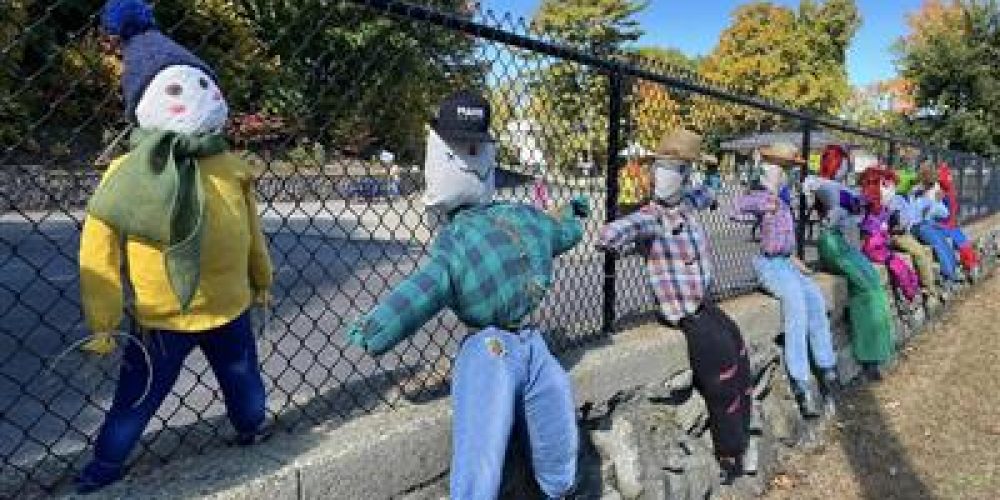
802,175,820,193
254,289,272,310
81,331,117,356
345,322,370,352
570,195,591,219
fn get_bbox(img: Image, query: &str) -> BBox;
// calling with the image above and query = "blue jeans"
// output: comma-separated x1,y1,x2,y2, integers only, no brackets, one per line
451,327,578,499
84,312,265,475
913,223,959,282
753,256,837,384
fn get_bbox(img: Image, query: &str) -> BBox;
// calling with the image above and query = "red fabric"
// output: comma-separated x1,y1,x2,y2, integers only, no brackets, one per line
820,145,848,180
958,244,980,272
938,163,959,228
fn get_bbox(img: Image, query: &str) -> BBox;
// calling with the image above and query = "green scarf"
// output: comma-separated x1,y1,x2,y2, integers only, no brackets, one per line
87,129,231,311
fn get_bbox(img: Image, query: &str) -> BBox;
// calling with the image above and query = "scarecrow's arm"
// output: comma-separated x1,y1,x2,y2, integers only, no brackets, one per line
79,215,124,333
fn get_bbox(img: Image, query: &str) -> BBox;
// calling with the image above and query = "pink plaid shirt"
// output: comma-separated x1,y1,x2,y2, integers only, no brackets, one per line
732,190,796,256
599,201,713,323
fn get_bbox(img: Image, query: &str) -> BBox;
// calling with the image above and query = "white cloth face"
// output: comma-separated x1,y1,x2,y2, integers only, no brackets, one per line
653,159,688,205
422,128,496,214
135,65,229,135
761,163,786,194
880,181,896,207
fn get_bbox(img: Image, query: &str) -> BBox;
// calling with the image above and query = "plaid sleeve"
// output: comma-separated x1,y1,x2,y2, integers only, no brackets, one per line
345,249,453,356
598,208,660,250
730,191,770,221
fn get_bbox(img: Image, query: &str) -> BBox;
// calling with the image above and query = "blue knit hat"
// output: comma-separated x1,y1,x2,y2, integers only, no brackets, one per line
101,0,218,123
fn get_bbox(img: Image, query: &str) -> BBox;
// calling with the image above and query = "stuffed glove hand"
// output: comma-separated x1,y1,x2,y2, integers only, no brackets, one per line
81,331,117,356
802,175,823,194
254,289,272,310
570,195,591,219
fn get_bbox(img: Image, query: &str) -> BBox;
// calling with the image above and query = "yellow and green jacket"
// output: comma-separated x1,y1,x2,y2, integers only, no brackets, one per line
79,152,272,333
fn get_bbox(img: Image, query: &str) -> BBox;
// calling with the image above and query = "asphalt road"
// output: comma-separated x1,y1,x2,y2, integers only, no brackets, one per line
0,185,761,486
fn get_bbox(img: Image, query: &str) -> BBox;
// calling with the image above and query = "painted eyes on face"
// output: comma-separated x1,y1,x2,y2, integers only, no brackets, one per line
165,78,210,97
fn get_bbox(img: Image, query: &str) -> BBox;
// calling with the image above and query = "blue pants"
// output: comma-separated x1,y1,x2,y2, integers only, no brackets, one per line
913,223,959,282
85,312,265,472
936,225,970,248
753,256,837,384
451,328,578,499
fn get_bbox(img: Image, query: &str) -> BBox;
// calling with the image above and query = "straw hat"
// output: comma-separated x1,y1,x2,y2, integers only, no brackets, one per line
652,129,702,162
759,142,805,166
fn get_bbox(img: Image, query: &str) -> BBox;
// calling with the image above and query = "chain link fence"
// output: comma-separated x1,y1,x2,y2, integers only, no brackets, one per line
2,1,1000,497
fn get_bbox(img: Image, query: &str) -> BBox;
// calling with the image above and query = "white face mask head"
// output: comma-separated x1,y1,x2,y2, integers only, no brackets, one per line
761,163,787,194
422,128,496,215
135,65,229,135
880,181,897,207
653,159,689,206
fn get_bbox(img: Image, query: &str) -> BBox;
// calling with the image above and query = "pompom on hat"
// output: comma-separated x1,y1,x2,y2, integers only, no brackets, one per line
101,0,218,123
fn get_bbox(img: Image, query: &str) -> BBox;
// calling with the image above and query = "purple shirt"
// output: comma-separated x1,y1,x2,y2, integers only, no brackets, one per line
732,190,796,256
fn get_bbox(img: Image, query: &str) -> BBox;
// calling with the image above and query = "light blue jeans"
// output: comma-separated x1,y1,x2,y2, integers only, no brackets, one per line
753,256,837,384
451,327,578,499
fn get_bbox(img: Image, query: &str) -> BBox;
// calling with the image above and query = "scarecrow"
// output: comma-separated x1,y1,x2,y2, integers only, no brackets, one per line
811,180,894,380
934,162,981,275
345,91,588,498
858,167,922,303
910,163,966,283
598,130,750,485
76,0,272,492
731,143,839,418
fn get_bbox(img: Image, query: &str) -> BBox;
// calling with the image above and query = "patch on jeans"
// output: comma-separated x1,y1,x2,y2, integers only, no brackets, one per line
485,337,505,357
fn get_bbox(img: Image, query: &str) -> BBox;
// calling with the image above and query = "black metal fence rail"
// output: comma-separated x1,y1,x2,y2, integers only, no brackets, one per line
2,1,999,497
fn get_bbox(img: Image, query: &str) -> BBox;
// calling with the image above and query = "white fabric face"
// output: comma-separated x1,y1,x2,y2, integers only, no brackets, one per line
135,65,229,135
880,181,896,207
422,128,495,214
653,160,687,205
761,163,786,194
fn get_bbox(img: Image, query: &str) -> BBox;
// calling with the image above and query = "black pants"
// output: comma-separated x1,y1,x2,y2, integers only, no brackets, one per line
677,303,752,457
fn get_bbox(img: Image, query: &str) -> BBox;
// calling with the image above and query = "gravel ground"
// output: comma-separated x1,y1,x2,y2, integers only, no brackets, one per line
764,273,1000,500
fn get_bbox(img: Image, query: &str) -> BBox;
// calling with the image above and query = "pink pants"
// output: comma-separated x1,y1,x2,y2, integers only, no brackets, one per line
863,232,921,302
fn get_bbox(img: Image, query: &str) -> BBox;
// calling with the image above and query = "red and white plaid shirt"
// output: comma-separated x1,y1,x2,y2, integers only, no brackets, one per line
599,200,713,323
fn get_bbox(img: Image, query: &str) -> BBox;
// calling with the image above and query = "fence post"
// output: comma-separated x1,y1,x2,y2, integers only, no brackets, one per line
797,120,812,260
602,69,623,334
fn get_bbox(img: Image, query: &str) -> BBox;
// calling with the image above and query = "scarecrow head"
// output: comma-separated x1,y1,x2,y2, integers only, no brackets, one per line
422,91,497,215
650,129,702,206
102,0,228,135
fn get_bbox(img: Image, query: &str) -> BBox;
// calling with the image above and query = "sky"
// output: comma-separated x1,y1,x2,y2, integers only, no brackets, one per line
479,0,926,87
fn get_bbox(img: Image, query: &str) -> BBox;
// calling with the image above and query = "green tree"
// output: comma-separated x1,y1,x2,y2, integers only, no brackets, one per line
895,0,1000,156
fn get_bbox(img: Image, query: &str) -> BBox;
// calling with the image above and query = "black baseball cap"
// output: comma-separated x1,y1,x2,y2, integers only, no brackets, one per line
431,90,495,143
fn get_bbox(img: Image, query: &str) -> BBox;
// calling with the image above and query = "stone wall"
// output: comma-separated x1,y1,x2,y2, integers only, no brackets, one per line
64,222,1000,500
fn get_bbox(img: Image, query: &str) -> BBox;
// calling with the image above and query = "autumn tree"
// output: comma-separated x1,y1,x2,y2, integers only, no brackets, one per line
695,0,861,135
626,47,698,150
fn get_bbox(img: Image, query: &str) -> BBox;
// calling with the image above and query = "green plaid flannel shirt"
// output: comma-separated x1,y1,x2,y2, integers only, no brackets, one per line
345,198,589,355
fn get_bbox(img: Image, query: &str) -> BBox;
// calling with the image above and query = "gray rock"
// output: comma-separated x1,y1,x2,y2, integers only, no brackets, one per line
589,415,643,499
674,391,709,436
